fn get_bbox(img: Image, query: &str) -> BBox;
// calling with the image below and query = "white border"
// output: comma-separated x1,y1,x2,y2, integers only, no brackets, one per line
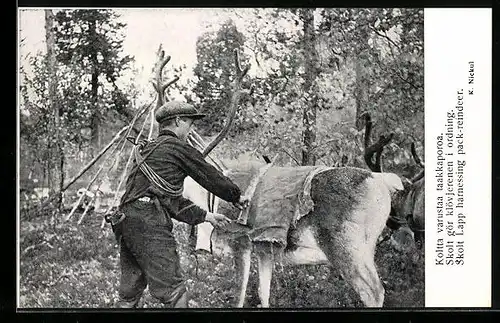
424,8,492,307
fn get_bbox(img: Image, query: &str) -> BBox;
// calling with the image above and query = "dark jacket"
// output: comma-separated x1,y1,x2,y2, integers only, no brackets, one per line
120,129,241,226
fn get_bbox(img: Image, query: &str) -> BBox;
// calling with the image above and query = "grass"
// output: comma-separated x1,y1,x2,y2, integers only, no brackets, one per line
19,211,424,308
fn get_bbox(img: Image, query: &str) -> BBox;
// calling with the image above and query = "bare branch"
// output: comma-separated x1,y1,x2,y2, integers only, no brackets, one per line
26,124,133,219
281,148,300,166
368,25,400,50
391,68,421,90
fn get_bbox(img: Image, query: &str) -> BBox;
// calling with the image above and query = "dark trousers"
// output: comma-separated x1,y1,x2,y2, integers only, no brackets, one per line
115,200,187,308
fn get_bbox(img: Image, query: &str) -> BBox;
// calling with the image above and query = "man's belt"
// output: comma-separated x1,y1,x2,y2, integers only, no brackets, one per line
138,196,153,203
134,195,170,226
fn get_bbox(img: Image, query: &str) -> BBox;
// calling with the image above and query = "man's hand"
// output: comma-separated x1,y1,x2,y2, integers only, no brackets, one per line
233,195,250,210
205,212,232,229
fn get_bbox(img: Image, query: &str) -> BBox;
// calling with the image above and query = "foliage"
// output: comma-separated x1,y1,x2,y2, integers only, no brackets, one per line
316,8,424,171
191,8,423,173
191,19,251,135
20,9,137,192
54,9,134,147
54,10,131,83
19,215,119,307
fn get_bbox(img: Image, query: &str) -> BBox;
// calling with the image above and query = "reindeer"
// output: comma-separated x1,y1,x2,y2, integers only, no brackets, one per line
361,112,425,249
152,49,405,307
217,163,406,308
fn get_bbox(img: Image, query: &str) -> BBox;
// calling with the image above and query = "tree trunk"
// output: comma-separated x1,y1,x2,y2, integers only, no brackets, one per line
89,18,101,155
300,8,318,166
45,9,64,209
90,71,100,154
354,58,369,131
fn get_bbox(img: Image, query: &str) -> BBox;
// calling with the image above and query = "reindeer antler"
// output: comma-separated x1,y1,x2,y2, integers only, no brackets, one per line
410,142,425,183
410,142,425,168
362,112,394,172
152,45,180,108
202,49,251,157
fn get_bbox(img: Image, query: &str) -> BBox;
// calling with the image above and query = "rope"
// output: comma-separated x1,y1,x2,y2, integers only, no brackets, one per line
101,147,135,227
187,131,226,219
188,131,226,172
133,141,183,197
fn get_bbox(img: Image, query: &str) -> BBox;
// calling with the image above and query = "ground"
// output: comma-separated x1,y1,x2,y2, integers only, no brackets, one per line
19,212,424,308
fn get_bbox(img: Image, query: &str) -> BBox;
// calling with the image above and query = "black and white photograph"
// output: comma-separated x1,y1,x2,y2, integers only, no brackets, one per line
21,7,487,310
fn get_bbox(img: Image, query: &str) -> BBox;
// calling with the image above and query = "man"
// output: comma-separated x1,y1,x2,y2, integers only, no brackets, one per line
112,101,249,308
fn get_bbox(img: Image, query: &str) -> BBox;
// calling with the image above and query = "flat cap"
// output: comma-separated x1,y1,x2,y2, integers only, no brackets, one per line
155,101,206,123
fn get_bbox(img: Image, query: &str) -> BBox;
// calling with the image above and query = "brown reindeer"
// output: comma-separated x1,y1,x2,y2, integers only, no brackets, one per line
361,112,425,249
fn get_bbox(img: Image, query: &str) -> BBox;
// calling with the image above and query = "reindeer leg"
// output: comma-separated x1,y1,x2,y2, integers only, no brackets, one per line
325,241,383,308
338,242,385,308
231,236,252,308
345,181,388,307
341,257,384,307
360,256,385,307
319,224,385,308
254,242,274,308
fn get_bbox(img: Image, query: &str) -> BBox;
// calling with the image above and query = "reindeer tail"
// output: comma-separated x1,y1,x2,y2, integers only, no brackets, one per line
372,172,405,193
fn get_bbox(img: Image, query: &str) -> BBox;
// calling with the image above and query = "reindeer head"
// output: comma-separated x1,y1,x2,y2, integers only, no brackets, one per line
362,112,425,249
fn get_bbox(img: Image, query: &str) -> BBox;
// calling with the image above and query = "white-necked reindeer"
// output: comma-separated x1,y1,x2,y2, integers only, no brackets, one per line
154,50,404,308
